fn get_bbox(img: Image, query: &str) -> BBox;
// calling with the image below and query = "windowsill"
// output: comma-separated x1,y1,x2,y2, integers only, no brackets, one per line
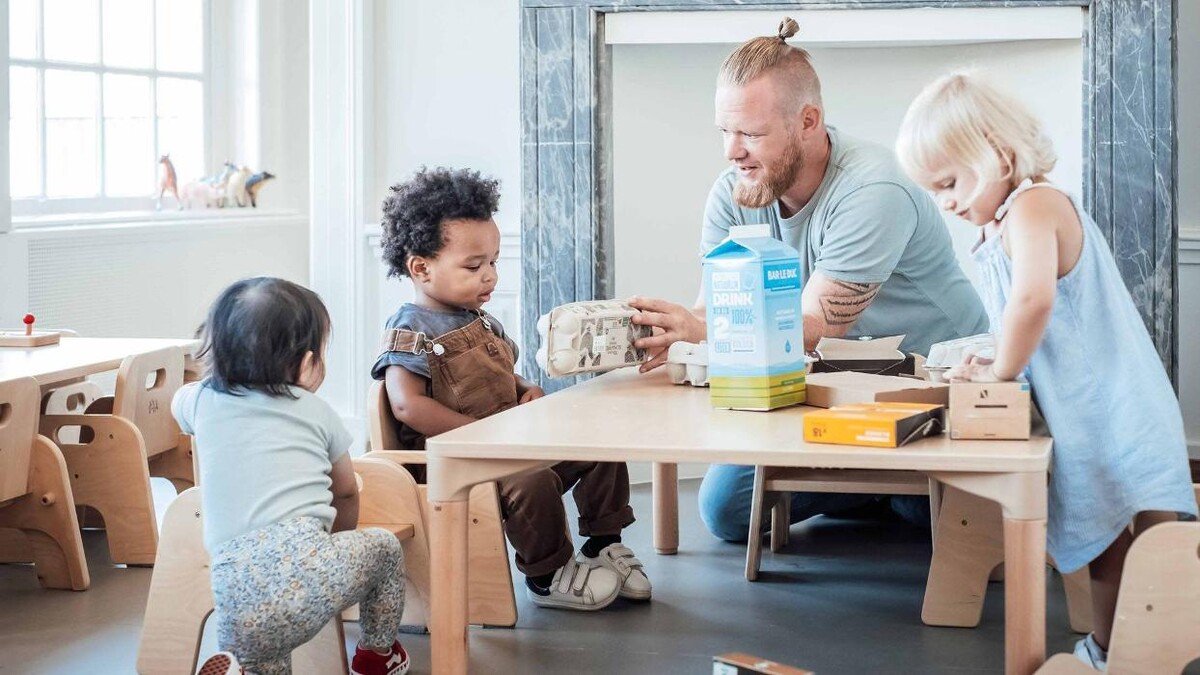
8,207,307,234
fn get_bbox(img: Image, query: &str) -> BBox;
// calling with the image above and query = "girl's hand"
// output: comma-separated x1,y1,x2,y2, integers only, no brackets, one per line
947,361,1005,383
519,386,545,404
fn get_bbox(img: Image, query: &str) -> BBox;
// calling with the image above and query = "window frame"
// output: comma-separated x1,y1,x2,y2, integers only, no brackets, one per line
7,0,211,218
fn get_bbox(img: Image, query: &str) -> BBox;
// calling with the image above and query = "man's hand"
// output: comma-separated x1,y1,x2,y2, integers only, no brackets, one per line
628,296,706,373
518,385,545,404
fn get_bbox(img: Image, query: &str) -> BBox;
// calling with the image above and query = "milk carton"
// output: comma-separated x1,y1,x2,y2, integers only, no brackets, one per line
703,225,806,410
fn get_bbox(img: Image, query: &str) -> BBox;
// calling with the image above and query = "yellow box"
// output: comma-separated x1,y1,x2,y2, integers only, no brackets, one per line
803,402,945,448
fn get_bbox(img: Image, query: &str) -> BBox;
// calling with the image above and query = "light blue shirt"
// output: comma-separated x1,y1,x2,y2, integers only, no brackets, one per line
701,127,988,355
173,381,353,552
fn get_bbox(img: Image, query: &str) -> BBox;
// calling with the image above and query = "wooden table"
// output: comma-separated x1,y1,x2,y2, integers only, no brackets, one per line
426,368,1051,675
0,337,199,389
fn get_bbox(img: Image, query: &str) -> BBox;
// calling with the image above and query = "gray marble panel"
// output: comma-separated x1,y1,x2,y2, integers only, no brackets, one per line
521,0,1179,383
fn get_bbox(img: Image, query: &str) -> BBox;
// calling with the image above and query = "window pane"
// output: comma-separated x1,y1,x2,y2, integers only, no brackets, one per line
156,77,203,184
9,0,38,59
9,67,42,197
45,70,98,196
103,0,153,68
155,0,202,73
44,0,99,64
104,74,152,195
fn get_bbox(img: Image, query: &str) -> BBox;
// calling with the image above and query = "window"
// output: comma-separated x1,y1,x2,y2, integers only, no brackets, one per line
8,0,207,215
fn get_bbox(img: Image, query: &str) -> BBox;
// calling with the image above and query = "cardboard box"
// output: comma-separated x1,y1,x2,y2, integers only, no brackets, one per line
948,381,1031,440
713,653,814,675
805,371,948,408
803,402,945,448
811,335,914,376
704,225,808,411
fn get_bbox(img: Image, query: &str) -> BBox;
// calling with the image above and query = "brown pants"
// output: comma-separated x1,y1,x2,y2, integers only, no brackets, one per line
382,317,635,577
498,461,634,577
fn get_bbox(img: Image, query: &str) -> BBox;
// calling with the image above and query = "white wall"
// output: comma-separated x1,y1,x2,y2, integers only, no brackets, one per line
365,0,523,370
612,39,1083,307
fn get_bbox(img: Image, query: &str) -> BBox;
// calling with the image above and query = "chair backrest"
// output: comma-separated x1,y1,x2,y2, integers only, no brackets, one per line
369,380,404,452
0,377,40,502
114,347,185,456
1106,522,1200,674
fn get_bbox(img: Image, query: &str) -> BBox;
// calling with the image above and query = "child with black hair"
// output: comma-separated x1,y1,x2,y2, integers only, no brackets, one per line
372,167,651,611
175,277,409,675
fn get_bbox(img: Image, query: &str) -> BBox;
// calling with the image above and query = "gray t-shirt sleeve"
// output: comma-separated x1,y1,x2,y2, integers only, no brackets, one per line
370,311,432,381
815,182,919,285
699,173,738,256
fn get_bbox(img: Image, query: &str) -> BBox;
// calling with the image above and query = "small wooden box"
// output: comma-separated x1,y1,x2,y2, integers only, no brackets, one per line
0,331,61,347
713,653,813,675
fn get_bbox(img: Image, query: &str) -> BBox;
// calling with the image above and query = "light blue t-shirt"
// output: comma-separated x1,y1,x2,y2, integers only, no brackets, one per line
172,381,353,552
701,127,988,355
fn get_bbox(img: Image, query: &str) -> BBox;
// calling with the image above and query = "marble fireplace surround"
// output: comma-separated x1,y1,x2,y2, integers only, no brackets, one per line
519,0,1178,387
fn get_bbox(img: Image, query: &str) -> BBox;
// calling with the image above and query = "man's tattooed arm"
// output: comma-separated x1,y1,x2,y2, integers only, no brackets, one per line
801,271,883,351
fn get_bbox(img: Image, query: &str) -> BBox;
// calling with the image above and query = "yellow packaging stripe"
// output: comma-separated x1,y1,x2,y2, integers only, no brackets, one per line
709,371,807,389
711,391,807,410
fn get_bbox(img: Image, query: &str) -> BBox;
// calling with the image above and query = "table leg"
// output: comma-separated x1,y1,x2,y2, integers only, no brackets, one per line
430,499,470,675
652,462,678,555
1003,516,1046,675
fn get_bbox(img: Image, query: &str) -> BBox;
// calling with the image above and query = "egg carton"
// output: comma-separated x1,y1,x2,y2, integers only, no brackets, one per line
535,300,653,378
924,333,995,382
665,341,709,387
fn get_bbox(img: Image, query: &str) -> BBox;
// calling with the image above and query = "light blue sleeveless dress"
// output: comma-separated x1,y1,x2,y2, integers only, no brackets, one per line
972,179,1197,573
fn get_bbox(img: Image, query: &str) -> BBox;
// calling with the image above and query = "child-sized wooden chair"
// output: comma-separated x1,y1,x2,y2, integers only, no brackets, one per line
747,469,1094,634
1035,521,1200,674
37,346,192,565
0,377,89,590
136,457,418,675
368,380,517,628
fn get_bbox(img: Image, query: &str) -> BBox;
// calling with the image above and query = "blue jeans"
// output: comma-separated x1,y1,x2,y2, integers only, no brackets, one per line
697,464,932,542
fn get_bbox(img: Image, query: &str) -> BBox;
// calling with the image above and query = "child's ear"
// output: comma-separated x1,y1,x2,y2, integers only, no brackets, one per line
407,256,430,281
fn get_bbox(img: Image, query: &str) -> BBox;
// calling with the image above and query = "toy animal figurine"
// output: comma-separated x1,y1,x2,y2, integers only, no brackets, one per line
226,166,253,207
157,154,180,210
244,171,275,207
179,180,224,209
207,160,239,206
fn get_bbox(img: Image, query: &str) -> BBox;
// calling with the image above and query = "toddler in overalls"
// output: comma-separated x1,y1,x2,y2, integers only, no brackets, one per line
371,167,651,611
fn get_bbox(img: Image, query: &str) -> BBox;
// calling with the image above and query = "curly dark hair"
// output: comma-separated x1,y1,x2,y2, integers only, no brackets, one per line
380,167,501,278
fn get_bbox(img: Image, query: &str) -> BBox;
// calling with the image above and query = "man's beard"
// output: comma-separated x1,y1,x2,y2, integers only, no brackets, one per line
733,138,804,209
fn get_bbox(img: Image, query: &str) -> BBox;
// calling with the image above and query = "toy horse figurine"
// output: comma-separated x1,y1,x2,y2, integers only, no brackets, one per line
244,171,275,207
226,166,253,207
157,154,180,210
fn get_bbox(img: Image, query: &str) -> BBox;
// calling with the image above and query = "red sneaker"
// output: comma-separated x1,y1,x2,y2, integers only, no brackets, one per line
351,641,410,675
196,651,242,675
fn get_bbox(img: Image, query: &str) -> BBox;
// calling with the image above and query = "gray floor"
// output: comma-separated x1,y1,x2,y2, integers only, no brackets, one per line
0,479,1112,674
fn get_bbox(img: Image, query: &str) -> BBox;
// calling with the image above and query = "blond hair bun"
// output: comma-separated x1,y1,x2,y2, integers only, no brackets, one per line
778,17,799,41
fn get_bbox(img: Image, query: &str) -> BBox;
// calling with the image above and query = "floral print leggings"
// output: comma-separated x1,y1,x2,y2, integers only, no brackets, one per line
210,517,405,674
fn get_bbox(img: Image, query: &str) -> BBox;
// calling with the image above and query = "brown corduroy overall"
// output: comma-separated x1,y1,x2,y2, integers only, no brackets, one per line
381,313,634,576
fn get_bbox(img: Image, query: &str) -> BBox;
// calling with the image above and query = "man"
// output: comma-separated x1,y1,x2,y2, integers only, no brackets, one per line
629,18,989,542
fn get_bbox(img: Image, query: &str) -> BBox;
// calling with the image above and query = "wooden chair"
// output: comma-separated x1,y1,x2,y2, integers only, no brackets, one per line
136,458,417,675
1035,521,1200,674
36,347,190,565
745,466,932,581
748,470,1094,634
368,380,517,628
0,377,89,590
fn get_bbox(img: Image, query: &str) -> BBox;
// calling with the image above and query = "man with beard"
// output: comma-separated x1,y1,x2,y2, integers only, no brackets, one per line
628,18,988,543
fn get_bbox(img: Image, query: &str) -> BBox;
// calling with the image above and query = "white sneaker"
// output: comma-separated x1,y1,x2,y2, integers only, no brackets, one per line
527,558,621,611
577,543,652,601
1073,633,1108,670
